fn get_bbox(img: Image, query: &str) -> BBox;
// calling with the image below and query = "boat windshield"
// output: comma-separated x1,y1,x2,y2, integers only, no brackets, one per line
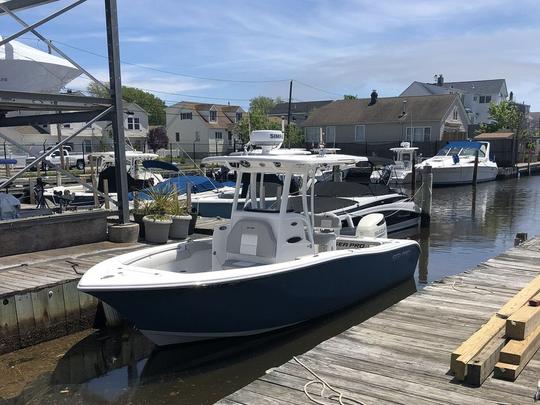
436,145,486,158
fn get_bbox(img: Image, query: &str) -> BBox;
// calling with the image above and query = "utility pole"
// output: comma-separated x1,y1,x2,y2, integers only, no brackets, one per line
48,43,65,184
287,80,293,148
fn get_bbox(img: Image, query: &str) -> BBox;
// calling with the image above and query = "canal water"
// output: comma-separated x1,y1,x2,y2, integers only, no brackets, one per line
1,175,539,405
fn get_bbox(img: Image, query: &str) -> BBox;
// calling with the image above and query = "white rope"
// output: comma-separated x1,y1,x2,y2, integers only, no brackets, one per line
381,182,424,220
293,356,365,405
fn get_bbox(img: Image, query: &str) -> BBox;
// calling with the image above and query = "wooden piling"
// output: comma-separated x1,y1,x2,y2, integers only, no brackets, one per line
411,156,416,191
28,178,35,205
420,165,432,227
103,179,110,209
472,150,479,186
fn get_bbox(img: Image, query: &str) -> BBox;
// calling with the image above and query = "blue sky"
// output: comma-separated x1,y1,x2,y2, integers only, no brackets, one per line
2,0,540,110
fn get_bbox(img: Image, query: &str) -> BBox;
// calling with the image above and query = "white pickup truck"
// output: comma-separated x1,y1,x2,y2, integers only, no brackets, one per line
44,148,87,170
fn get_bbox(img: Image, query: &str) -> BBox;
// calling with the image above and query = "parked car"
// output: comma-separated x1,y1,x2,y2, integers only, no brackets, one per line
44,149,87,170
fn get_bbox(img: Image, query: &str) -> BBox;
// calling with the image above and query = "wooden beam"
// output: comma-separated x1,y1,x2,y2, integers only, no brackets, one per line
450,315,506,380
493,362,521,381
506,302,540,340
466,327,507,386
499,323,540,365
497,275,540,319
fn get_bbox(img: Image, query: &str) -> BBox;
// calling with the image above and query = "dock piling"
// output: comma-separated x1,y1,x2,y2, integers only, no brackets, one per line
420,165,432,227
472,150,479,186
103,179,110,209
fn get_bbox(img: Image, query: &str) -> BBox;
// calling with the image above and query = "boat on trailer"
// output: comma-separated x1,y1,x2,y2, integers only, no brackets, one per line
78,151,420,345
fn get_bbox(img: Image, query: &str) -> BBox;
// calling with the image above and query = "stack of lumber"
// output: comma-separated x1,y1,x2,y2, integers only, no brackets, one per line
450,275,540,386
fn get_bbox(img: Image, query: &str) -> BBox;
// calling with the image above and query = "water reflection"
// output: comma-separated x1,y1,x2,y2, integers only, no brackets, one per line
8,279,416,405
413,176,540,283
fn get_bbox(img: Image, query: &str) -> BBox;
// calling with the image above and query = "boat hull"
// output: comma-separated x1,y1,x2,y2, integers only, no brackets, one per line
430,165,498,186
85,244,419,345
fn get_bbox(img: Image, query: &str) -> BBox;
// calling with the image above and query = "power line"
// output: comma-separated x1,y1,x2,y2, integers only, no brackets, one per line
293,80,343,97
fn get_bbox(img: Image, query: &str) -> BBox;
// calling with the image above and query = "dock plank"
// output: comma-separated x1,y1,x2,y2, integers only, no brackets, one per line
218,237,540,405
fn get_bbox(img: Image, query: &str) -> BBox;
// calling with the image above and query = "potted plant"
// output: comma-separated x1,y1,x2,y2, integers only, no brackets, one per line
143,214,172,244
142,189,173,244
167,198,192,240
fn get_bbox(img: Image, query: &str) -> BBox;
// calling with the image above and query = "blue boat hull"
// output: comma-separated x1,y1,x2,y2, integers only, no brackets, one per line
90,244,419,344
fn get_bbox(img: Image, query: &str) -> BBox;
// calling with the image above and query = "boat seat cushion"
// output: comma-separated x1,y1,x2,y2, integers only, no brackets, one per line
226,219,277,258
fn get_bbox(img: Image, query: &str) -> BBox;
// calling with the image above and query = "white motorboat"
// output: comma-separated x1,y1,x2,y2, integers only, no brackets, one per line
370,142,419,185
416,141,498,186
79,151,420,346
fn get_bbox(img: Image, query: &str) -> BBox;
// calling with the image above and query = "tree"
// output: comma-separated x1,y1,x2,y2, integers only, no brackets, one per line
87,83,166,126
479,101,525,135
285,124,305,148
234,110,281,143
344,94,358,100
249,96,280,115
147,126,168,152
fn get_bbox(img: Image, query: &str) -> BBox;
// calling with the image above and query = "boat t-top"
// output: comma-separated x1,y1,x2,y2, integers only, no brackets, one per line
78,149,420,345
416,140,498,186
370,142,419,185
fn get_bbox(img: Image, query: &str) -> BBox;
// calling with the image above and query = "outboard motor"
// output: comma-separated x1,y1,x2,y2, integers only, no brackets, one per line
355,213,387,238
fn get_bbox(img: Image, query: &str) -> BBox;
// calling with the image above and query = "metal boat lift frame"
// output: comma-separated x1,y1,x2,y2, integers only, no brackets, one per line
0,0,130,223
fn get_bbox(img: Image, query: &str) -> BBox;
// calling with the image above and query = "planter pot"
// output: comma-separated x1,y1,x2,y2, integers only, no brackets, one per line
169,215,192,239
188,212,198,235
143,215,172,244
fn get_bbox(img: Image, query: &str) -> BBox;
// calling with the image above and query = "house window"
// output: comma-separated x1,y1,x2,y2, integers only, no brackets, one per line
83,140,92,153
63,123,71,128
406,127,431,142
195,131,200,142
215,131,223,140
453,108,458,120
479,96,492,104
209,110,217,122
355,125,366,142
180,112,192,120
127,117,140,130
175,132,180,142
235,112,243,122
228,131,233,141
325,126,336,145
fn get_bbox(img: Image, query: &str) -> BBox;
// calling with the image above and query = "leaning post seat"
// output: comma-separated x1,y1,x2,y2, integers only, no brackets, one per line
225,218,277,261
313,213,341,252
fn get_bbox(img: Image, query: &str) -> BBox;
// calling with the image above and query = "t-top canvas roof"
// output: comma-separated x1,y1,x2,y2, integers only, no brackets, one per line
202,153,366,173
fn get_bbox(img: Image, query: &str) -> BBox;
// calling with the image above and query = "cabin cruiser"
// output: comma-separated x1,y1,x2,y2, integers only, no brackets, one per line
416,141,498,186
370,142,419,185
78,151,420,345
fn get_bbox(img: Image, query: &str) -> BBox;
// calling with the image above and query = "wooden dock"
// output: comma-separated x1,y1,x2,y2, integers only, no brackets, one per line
218,237,540,405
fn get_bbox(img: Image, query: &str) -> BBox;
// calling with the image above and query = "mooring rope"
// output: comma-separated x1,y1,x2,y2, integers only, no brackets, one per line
293,356,365,405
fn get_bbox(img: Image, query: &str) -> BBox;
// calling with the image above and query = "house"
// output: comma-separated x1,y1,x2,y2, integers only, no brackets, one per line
400,76,508,130
268,100,333,127
302,93,469,158
529,112,540,134
165,102,245,158
4,101,150,155
47,102,149,153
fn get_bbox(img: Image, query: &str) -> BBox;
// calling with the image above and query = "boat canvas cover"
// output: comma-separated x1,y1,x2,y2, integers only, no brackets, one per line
443,141,483,150
141,160,179,172
133,176,234,200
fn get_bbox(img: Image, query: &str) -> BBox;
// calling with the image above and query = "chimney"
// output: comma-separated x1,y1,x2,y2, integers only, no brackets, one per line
436,74,444,86
368,90,378,106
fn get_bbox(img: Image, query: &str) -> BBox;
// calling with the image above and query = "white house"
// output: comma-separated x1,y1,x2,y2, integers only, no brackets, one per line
400,76,508,128
166,102,244,158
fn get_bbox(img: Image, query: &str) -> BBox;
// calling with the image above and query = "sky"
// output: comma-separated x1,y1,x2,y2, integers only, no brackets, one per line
2,0,540,110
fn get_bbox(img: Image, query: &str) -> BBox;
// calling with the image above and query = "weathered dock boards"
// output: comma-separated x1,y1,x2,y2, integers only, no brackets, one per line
0,241,142,354
218,237,540,405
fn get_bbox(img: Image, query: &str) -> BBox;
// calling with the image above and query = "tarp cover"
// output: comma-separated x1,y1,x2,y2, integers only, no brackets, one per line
0,192,20,220
141,160,179,172
132,176,234,200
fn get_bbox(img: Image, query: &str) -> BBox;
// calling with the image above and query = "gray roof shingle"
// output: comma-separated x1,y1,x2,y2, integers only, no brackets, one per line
443,79,506,95
269,100,333,116
303,94,458,127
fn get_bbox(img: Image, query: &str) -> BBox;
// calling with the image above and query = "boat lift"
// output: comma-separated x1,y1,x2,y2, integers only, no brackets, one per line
0,0,131,223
